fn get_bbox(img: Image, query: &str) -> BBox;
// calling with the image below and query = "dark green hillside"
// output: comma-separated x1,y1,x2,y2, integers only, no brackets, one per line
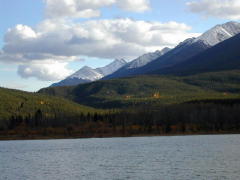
0,87,101,130
174,70,240,93
39,75,235,108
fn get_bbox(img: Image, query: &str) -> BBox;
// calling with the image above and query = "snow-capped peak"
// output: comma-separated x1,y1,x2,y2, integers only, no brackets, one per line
69,66,103,81
195,21,240,46
67,58,127,81
178,37,196,46
126,48,171,69
96,58,127,76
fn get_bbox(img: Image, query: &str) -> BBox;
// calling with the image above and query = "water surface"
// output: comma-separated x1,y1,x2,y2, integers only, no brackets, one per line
1,135,240,180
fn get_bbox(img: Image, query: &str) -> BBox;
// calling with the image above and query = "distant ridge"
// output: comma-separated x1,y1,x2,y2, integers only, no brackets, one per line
105,21,240,79
103,47,171,79
51,59,127,87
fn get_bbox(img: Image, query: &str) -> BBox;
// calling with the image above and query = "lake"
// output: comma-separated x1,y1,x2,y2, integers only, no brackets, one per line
0,135,240,180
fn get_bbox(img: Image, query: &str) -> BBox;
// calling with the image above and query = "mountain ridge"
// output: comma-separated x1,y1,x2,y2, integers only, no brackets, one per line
104,21,240,80
103,47,171,80
51,58,127,87
154,33,240,76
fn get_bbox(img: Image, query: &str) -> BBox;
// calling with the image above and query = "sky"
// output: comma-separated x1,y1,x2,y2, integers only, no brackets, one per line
0,0,239,92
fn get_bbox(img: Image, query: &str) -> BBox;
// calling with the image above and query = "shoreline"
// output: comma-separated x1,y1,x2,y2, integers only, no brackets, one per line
1,132,240,141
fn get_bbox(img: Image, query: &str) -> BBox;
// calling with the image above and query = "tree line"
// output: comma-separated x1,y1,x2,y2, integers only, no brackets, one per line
1,100,240,138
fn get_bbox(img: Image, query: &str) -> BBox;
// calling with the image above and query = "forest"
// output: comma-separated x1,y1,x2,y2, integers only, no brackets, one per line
2,69,240,139
1,99,240,139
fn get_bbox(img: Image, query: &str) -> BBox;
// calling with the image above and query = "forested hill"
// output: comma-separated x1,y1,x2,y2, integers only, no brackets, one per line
0,87,101,130
39,71,240,108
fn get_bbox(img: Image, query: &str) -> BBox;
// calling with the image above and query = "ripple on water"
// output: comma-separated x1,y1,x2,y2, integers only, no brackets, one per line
0,135,240,180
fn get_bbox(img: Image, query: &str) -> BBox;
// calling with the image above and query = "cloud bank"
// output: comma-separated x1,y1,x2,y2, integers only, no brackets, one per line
187,0,240,20
18,61,73,81
0,0,200,81
45,0,150,19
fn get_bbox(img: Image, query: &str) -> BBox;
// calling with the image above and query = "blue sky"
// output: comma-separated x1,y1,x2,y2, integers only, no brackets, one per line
0,0,238,91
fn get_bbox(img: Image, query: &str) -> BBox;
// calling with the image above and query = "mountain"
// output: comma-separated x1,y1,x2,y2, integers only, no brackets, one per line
138,21,240,75
194,21,240,46
96,58,127,76
104,21,240,80
104,48,171,79
125,48,171,69
156,32,240,75
51,59,127,87
40,21,240,109
40,22,240,108
69,66,104,81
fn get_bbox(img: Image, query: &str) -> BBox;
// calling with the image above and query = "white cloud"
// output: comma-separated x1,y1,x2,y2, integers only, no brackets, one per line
5,25,38,42
45,0,150,19
17,60,73,81
3,19,200,60
0,18,200,80
117,0,150,12
45,0,107,18
187,0,240,20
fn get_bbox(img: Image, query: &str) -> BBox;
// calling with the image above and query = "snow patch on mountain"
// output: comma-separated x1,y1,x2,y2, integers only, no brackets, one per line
69,59,127,81
126,47,171,69
195,21,240,46
69,66,104,81
51,59,127,86
96,59,127,76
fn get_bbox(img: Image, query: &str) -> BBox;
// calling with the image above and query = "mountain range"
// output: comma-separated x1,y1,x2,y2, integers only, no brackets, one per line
53,21,240,87
104,47,171,80
51,58,127,87
158,32,240,76
104,21,240,79
52,48,172,87
40,21,240,108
